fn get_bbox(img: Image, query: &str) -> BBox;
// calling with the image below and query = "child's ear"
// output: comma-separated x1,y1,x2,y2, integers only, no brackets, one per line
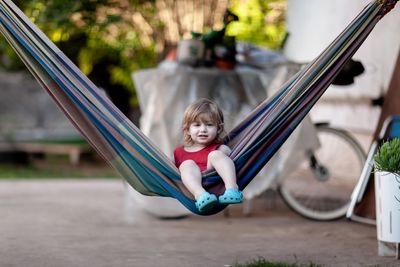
218,123,224,133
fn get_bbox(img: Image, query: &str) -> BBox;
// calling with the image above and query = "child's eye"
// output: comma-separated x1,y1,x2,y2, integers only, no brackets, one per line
207,123,214,126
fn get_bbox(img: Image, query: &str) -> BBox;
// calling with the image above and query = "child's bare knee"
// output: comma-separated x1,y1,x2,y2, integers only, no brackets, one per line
208,150,225,161
179,160,197,171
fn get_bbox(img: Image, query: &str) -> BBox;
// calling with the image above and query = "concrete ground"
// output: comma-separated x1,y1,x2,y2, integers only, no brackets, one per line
0,179,399,267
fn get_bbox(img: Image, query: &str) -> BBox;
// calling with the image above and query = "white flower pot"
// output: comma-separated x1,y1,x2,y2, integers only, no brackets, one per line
375,171,400,243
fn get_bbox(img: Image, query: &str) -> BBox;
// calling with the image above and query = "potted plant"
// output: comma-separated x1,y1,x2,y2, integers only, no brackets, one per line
374,138,400,176
374,138,400,258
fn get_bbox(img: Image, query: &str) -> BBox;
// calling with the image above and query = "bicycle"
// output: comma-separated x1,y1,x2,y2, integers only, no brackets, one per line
279,122,366,221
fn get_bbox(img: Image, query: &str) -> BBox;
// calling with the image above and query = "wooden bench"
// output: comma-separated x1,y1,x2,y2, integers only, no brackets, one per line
0,142,91,165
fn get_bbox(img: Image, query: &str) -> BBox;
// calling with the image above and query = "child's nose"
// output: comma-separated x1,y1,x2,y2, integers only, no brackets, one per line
199,124,207,131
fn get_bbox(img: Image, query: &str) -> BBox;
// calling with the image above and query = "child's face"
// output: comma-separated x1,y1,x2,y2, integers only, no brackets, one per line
187,119,218,147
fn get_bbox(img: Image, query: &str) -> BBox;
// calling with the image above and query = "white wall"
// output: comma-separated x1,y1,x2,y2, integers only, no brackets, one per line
284,0,400,133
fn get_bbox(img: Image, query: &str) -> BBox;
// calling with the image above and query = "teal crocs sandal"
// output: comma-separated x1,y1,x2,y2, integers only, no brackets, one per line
218,189,243,204
195,192,218,212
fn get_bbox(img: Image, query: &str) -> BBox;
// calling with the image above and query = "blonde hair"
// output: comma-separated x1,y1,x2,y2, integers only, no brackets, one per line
182,99,225,145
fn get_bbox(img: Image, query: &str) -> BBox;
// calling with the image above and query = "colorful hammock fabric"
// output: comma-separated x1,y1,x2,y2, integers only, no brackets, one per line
0,0,397,215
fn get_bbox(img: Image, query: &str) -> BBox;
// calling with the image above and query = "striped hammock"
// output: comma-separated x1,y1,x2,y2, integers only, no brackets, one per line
0,0,397,215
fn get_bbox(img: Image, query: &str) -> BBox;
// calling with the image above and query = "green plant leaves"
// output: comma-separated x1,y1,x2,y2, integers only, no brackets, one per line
374,138,400,175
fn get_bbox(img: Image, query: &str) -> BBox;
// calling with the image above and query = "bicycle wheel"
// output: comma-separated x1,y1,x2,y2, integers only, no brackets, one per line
279,124,366,221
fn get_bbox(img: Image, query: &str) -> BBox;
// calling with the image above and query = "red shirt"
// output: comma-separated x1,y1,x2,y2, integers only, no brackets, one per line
174,143,221,171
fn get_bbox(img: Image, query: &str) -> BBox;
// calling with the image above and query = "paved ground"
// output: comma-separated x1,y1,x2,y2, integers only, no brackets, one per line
0,179,399,267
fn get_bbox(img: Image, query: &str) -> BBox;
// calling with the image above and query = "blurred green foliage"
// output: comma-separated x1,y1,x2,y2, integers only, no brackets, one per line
0,0,159,113
0,0,286,113
227,0,286,49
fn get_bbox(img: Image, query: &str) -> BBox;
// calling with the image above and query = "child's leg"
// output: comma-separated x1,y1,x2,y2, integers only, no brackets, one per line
208,150,242,204
207,150,238,189
179,160,206,199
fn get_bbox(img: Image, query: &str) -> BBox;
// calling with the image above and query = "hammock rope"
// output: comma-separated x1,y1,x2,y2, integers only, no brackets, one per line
0,0,397,215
